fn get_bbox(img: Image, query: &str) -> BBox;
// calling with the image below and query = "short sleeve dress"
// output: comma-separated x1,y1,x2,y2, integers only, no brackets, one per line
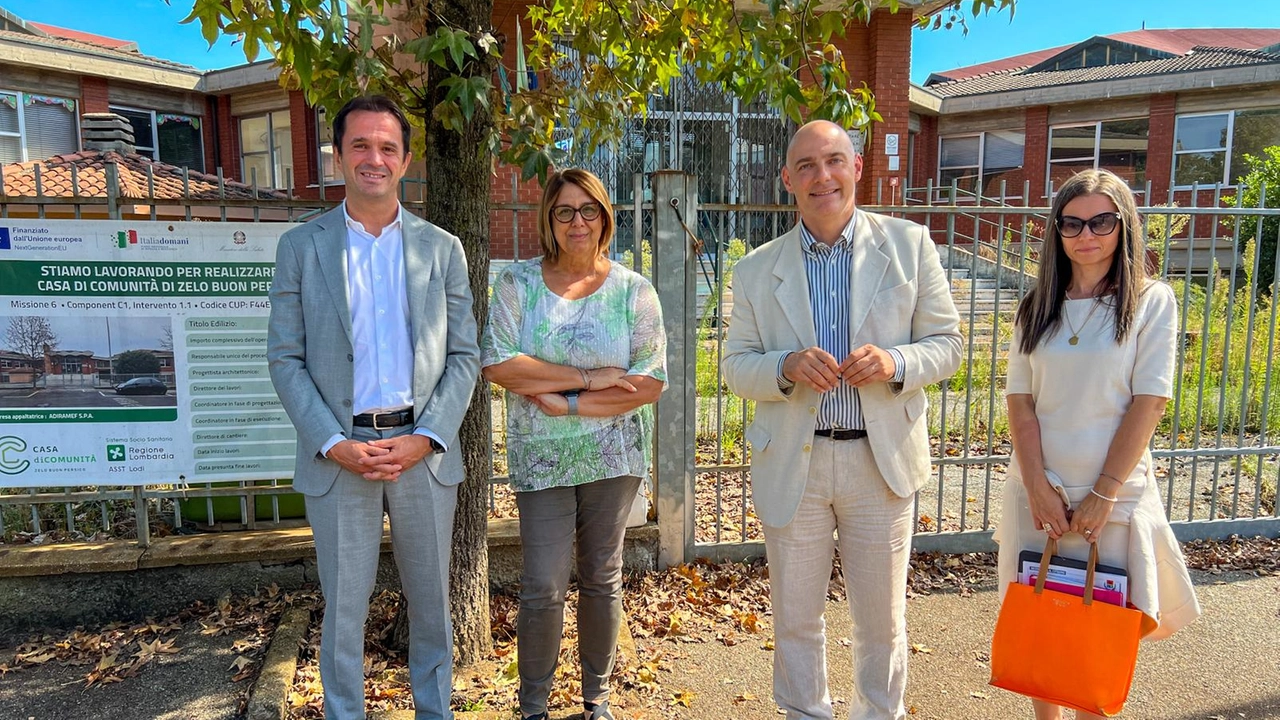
995,281,1201,640
480,258,668,493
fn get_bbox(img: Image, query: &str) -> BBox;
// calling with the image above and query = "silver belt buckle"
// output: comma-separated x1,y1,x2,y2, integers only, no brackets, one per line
372,411,396,430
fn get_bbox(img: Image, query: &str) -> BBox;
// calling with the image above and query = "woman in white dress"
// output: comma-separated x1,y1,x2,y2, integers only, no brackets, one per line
995,169,1201,719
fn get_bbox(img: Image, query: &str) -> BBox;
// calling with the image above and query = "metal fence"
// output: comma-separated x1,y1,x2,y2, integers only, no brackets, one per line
3,165,1279,563
679,181,1280,560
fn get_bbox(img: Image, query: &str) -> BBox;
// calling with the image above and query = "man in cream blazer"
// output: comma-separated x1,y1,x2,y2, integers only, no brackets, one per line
722,120,962,720
268,96,479,720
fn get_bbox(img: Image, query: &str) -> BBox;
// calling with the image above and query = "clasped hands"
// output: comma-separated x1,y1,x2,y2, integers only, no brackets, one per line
528,366,635,417
1027,475,1116,544
783,345,895,393
326,434,433,482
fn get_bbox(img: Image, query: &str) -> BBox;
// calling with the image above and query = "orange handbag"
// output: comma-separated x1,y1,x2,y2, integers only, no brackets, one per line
989,536,1145,717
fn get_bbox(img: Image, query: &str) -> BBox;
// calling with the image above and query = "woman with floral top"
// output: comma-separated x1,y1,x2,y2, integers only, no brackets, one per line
481,168,668,720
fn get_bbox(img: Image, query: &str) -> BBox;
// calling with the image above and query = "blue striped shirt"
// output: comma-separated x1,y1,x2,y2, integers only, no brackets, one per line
780,212,906,431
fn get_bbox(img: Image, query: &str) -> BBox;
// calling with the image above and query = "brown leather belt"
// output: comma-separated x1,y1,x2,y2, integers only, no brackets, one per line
814,428,868,440
353,408,414,430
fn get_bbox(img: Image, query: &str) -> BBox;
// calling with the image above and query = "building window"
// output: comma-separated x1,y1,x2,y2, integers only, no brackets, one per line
938,130,1025,200
0,91,79,163
1173,108,1280,188
240,110,292,189
1048,119,1149,195
110,107,206,172
317,107,343,185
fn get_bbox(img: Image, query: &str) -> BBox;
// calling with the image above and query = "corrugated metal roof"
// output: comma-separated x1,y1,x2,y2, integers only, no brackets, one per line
927,46,1280,98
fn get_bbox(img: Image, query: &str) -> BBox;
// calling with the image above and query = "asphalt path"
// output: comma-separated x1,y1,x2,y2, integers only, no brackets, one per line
659,569,1280,720
0,386,175,409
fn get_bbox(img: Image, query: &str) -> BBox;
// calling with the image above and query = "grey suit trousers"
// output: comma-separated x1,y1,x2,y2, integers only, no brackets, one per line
305,425,458,720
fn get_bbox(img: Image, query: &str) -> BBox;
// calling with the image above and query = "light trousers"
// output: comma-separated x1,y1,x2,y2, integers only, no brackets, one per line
306,425,458,720
514,474,642,717
762,436,915,720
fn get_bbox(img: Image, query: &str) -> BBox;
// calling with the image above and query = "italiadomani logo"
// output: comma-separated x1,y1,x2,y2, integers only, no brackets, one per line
0,436,30,475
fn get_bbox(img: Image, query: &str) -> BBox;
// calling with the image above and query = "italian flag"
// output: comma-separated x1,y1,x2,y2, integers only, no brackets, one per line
116,230,137,248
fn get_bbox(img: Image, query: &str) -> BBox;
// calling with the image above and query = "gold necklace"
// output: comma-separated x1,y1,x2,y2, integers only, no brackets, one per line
1064,298,1102,346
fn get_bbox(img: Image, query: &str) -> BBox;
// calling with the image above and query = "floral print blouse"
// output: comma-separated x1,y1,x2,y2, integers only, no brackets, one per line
481,258,668,492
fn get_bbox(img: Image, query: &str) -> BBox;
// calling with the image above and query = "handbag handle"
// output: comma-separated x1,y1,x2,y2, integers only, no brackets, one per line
1034,536,1102,605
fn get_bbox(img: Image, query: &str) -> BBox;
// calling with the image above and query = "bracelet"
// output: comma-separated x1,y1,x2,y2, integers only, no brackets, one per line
577,367,590,391
563,390,580,416
1090,487,1118,503
1098,472,1122,485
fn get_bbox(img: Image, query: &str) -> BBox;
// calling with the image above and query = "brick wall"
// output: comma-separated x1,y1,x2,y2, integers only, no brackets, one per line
202,96,218,175
79,76,109,116
288,90,317,193
487,0,551,260
914,115,938,192
1023,106,1050,205
490,163,543,260
1147,93,1176,201
860,8,913,204
214,95,239,182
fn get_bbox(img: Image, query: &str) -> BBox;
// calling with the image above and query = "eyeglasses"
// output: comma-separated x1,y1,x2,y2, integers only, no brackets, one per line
1056,212,1121,238
551,203,603,223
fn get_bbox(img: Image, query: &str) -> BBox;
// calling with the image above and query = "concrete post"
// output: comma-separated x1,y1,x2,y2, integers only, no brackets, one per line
651,171,698,568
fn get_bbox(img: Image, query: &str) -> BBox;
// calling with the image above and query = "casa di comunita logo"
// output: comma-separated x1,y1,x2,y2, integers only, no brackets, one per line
0,435,30,475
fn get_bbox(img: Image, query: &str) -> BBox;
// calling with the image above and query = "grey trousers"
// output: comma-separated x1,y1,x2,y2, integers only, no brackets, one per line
305,425,459,720
515,474,642,717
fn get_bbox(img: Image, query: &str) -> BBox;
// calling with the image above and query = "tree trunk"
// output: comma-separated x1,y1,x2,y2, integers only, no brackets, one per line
419,0,497,667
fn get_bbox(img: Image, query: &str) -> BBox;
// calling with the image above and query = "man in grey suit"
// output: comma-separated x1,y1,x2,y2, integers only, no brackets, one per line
722,120,962,720
268,95,480,720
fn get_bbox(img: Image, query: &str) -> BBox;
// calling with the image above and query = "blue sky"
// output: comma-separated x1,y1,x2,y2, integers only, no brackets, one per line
4,0,253,70
6,0,1280,77
912,0,1280,83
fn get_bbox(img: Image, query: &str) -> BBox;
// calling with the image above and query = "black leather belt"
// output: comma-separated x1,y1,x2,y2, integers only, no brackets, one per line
814,428,868,440
353,408,414,429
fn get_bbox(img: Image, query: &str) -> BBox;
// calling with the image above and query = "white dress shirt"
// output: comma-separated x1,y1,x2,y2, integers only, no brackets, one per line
321,202,444,457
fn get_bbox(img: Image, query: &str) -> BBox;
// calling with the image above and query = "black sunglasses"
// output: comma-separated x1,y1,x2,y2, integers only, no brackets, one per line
1056,212,1121,238
551,203,603,223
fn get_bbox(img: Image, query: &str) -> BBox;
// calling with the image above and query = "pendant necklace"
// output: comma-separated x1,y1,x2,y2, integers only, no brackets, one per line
1064,297,1101,346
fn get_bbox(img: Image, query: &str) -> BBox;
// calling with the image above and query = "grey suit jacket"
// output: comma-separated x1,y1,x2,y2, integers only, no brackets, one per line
267,206,481,497
721,210,962,528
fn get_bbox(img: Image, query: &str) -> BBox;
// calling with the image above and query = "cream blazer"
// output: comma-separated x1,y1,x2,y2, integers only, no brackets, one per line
722,211,963,528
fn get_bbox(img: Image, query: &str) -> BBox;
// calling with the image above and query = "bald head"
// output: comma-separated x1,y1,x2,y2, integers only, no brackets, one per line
785,120,859,169
780,120,864,243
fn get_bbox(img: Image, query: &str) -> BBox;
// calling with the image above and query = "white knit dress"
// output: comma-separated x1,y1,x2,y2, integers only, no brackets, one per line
995,281,1201,640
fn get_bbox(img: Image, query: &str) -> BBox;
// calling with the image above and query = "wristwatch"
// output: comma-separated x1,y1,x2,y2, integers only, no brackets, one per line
563,390,580,416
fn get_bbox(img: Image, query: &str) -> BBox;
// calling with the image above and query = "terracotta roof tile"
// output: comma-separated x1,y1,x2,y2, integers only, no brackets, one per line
1,151,290,201
927,46,1280,98
25,21,136,51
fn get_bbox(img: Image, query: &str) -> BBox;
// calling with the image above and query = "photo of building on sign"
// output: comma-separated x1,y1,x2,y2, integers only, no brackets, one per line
0,315,177,410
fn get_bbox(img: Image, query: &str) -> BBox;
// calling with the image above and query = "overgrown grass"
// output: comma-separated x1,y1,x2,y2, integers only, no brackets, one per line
693,242,1280,456
1165,246,1280,437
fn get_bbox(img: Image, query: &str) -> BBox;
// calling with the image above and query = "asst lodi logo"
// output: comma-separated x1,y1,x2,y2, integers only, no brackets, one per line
0,435,30,475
